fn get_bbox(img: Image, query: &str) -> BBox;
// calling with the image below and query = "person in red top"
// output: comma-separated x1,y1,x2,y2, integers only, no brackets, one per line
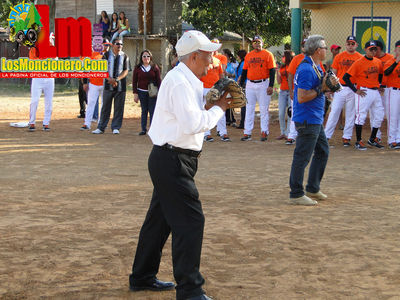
239,35,276,141
371,40,395,141
276,50,294,140
383,40,400,148
324,35,363,146
200,54,227,141
132,49,162,135
343,40,384,150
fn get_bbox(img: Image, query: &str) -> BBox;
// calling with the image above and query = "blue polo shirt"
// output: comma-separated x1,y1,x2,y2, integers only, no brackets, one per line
292,56,325,125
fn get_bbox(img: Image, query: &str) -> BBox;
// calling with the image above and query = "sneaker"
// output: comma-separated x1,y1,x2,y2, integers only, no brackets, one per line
342,138,351,147
389,142,397,149
306,191,328,200
112,129,120,134
368,138,384,149
260,132,268,142
289,195,318,206
42,125,50,131
92,128,104,134
240,134,252,141
355,140,367,150
327,139,334,148
138,131,146,136
204,135,214,142
28,124,35,132
276,134,287,140
395,143,400,150
285,138,295,145
80,125,89,131
220,134,231,142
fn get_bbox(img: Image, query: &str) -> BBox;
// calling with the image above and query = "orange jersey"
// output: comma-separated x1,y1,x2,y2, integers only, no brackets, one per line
287,53,325,75
243,49,276,81
279,65,289,90
200,56,223,88
331,51,363,85
89,52,104,86
214,53,227,67
384,58,400,88
377,53,395,86
347,56,383,88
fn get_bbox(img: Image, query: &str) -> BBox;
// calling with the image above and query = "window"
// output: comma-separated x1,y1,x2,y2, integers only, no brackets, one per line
96,0,113,16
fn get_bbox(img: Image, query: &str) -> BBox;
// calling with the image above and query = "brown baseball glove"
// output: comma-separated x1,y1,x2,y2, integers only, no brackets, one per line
323,70,342,93
206,78,246,109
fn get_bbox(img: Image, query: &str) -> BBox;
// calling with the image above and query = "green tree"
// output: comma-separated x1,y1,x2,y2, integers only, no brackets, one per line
183,0,292,46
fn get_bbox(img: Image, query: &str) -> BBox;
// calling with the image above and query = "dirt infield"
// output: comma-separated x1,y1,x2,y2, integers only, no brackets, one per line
1,88,400,299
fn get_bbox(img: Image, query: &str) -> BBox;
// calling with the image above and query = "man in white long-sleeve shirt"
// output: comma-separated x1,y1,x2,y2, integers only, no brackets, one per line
129,31,230,300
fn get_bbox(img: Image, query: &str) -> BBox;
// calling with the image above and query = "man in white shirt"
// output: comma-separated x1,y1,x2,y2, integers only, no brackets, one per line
129,31,230,300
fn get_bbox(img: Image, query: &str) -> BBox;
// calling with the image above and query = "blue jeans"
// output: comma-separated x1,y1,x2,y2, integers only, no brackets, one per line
138,90,156,132
289,122,329,198
110,30,130,42
278,90,291,135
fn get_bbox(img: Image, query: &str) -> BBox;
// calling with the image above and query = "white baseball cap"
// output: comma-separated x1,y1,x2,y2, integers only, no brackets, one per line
176,30,221,56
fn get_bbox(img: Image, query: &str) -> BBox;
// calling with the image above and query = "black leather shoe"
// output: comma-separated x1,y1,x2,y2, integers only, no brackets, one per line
138,131,146,136
187,294,213,300
130,279,175,292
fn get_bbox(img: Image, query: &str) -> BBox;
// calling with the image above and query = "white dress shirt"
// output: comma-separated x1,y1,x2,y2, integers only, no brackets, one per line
148,62,224,151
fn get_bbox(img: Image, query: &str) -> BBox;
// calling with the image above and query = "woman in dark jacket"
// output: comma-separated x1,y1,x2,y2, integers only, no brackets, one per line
132,49,162,135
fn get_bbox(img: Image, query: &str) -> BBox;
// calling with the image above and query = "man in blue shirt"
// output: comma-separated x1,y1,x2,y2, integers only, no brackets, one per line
289,35,335,205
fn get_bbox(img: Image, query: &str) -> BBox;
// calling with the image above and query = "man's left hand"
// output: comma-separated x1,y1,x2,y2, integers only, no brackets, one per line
267,87,273,95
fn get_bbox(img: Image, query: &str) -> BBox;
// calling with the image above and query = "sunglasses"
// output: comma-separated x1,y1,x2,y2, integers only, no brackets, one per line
142,55,151,58
115,43,123,46
347,42,356,46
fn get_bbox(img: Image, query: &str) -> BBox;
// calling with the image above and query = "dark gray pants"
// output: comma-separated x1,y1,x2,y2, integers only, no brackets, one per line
97,90,126,131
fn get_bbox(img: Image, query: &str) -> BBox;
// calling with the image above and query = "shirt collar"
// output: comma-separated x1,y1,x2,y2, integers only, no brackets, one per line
177,62,202,87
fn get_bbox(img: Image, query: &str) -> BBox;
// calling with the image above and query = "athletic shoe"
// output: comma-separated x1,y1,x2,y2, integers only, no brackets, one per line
342,138,351,147
289,195,318,206
220,134,231,142
28,124,35,132
355,140,367,150
80,125,89,131
306,191,328,200
240,134,252,141
389,143,397,149
112,129,120,134
396,143,400,150
260,132,268,142
285,138,295,145
376,137,382,143
204,135,214,142
43,125,50,131
368,138,384,149
276,134,287,140
92,128,104,134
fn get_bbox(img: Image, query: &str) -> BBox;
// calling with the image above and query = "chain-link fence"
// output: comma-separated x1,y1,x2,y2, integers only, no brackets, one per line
301,0,400,55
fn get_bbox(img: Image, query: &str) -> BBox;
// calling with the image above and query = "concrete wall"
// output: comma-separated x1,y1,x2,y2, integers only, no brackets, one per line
308,1,400,54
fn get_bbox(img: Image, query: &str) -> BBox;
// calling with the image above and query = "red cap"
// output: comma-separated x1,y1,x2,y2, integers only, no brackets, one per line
330,44,341,51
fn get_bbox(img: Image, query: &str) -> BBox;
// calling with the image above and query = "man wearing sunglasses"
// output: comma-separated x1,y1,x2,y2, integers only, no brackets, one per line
324,36,363,147
343,40,385,150
92,38,131,134
239,35,276,141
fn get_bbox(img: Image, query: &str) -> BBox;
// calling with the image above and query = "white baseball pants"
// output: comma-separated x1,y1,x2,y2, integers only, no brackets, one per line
29,78,55,125
84,83,103,128
370,87,389,139
287,99,298,140
386,88,400,144
244,80,271,135
324,86,356,140
355,88,384,127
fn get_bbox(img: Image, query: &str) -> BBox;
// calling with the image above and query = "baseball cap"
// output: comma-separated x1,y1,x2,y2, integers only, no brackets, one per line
396,40,400,48
253,35,263,42
330,44,341,50
211,38,220,44
374,40,384,49
365,40,377,49
176,30,221,56
346,35,357,42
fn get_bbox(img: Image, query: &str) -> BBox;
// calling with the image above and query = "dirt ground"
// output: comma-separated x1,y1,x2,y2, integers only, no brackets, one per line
1,85,400,300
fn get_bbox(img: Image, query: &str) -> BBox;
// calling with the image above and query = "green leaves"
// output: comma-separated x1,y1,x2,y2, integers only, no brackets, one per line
183,0,291,46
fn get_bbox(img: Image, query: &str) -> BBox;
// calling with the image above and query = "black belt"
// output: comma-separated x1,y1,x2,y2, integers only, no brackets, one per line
381,85,387,88
392,87,399,90
159,144,201,158
250,78,267,83
360,87,378,90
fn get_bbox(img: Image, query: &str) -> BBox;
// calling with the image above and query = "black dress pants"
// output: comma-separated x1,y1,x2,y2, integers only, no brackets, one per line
78,80,87,117
130,146,205,300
